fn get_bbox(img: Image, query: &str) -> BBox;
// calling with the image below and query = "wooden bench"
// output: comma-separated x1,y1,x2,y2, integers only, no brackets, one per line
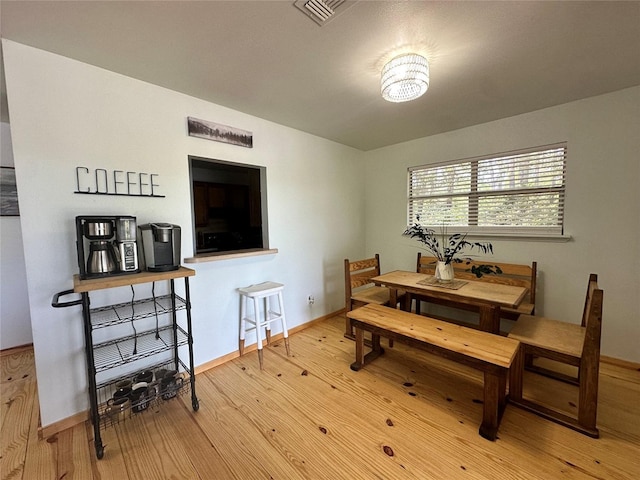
347,303,520,441
415,254,537,321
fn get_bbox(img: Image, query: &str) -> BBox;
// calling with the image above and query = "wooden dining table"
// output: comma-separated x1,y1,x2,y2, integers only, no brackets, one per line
371,270,528,334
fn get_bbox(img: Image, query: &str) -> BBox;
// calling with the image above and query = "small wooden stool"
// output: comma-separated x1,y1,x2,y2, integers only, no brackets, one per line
238,281,291,369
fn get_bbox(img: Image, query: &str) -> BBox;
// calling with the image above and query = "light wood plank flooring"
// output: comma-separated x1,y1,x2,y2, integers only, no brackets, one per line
2,314,639,479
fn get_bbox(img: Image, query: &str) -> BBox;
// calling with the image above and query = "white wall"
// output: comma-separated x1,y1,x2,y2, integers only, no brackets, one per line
0,122,33,349
364,86,640,363
4,37,639,429
2,40,366,427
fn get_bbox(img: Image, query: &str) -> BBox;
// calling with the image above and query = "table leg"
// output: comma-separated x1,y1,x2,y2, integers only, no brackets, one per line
371,332,382,353
388,288,399,348
403,293,412,312
479,305,501,334
389,288,399,308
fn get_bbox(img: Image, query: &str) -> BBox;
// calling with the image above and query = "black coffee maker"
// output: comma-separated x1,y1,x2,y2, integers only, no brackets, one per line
138,223,181,272
76,215,139,279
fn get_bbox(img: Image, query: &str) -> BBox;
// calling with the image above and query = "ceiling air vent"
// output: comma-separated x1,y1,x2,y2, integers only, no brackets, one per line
293,0,358,26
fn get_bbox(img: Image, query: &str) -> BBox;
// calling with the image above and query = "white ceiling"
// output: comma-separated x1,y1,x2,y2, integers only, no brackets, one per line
1,1,639,151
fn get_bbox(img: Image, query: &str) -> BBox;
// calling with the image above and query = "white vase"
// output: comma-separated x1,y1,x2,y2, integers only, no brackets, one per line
435,261,455,283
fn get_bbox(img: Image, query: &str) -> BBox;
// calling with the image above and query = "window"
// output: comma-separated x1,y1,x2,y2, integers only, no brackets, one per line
408,143,567,236
189,156,268,254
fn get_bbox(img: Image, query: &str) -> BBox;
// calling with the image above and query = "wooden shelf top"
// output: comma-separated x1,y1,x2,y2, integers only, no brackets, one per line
73,266,195,293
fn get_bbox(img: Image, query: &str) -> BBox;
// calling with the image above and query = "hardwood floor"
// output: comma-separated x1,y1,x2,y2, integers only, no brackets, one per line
2,314,639,479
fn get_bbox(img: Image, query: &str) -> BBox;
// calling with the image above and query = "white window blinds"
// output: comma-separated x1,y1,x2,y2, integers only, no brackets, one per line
408,143,567,236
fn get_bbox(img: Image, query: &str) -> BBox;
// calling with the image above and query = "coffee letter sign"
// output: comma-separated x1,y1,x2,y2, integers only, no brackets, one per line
75,167,163,197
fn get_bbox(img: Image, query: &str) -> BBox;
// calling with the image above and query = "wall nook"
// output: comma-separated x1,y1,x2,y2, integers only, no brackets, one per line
189,156,267,255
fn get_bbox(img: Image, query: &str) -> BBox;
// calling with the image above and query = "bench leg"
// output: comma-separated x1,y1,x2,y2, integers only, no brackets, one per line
345,314,354,339
479,370,507,441
509,345,525,402
350,327,384,371
352,326,365,370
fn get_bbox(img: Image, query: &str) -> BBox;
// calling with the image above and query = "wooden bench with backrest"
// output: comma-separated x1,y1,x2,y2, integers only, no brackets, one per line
508,273,603,438
347,303,520,441
414,253,537,321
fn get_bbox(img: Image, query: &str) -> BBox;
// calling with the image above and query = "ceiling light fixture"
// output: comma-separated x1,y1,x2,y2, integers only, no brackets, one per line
381,54,429,103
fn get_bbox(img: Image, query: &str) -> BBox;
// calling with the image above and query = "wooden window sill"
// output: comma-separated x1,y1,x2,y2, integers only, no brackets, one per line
184,248,278,263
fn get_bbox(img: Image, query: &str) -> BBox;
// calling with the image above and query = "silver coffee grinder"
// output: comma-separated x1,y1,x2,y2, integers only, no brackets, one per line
115,216,139,273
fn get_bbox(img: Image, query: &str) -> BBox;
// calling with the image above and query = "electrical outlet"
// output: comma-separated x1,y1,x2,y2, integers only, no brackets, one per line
308,295,315,305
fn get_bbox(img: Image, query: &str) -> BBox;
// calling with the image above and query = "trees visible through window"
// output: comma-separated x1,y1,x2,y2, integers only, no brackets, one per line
408,143,567,236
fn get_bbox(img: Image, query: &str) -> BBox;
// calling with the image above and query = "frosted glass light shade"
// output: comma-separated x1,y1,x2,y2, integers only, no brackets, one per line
381,54,429,103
